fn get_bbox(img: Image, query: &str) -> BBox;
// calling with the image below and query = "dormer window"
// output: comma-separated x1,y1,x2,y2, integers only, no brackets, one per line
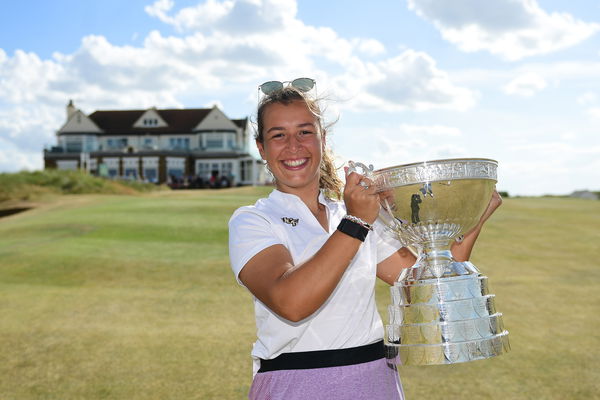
143,118,159,127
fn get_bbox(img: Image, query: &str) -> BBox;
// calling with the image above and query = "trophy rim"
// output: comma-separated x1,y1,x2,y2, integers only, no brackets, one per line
374,157,498,174
392,272,486,288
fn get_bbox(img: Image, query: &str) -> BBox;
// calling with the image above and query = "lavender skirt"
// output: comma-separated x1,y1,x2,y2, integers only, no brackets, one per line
248,358,404,400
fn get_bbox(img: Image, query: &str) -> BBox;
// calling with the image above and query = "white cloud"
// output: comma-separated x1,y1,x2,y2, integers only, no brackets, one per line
577,92,597,106
365,132,468,169
204,99,225,109
334,123,463,171
587,107,600,118
141,0,472,115
408,0,600,61
501,141,600,195
397,123,462,137
0,137,42,172
337,50,476,112
503,72,547,96
145,0,295,34
560,131,576,141
351,38,386,57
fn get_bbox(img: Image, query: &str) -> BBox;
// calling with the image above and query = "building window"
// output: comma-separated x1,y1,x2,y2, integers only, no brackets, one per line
240,161,247,181
205,133,223,149
168,169,184,179
89,158,98,172
107,138,127,149
196,161,234,180
144,168,158,183
197,162,211,179
103,157,121,178
62,135,98,153
227,134,236,150
57,160,79,170
65,140,82,153
124,168,138,179
169,137,190,150
167,157,185,182
221,162,233,176
142,157,159,183
143,118,158,126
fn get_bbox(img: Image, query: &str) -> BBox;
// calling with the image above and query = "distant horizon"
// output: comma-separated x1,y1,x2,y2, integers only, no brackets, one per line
2,166,597,199
1,0,599,196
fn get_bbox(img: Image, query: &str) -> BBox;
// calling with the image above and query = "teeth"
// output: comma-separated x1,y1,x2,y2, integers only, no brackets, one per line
283,159,307,167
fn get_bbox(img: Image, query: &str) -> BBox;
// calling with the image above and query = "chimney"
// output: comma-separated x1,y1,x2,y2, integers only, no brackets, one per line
66,99,77,121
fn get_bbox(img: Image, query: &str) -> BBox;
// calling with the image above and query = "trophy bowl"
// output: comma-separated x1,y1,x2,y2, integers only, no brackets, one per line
349,158,510,365
374,158,497,280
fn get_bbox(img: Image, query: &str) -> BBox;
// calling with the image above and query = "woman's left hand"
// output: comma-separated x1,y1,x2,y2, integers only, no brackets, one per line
451,189,502,262
478,190,502,227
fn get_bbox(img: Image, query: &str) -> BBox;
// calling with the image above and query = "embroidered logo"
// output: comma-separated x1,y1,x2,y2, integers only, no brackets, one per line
281,217,299,227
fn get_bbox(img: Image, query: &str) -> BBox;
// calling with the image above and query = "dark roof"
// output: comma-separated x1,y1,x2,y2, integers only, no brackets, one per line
87,108,244,135
232,118,248,130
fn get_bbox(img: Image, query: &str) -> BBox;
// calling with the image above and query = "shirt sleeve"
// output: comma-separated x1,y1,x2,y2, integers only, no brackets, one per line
373,219,406,264
228,208,285,286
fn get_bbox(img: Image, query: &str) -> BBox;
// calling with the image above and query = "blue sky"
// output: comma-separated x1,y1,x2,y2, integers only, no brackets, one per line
1,0,599,195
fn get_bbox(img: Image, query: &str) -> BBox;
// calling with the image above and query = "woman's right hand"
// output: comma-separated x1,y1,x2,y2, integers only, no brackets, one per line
343,167,380,224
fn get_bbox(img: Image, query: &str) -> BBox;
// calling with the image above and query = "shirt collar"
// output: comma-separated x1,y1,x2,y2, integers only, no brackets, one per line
269,189,328,208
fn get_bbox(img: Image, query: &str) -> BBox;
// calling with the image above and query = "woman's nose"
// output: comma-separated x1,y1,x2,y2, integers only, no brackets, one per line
286,134,300,151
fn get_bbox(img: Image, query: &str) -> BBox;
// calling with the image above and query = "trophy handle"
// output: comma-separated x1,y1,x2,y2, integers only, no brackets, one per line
347,161,375,181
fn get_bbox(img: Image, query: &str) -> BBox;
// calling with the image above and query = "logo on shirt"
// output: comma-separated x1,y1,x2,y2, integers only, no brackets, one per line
281,217,299,227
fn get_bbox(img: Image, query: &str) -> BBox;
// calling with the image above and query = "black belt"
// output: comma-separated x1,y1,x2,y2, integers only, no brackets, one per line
258,340,384,373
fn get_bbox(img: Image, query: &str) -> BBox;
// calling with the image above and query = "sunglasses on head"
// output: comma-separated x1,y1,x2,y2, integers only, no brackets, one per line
258,77,316,95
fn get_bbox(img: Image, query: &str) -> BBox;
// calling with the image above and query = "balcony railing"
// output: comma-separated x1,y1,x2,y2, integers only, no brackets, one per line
45,144,247,154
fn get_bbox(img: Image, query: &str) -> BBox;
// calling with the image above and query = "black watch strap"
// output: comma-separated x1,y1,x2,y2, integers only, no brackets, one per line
337,218,369,242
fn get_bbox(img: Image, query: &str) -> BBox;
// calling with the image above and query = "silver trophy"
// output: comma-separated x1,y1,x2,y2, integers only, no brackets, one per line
349,158,510,366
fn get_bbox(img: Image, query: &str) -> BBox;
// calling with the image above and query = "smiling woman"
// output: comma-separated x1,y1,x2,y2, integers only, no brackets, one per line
228,84,415,399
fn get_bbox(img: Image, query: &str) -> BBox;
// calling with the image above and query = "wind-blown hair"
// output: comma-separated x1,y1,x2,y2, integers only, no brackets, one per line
255,87,343,199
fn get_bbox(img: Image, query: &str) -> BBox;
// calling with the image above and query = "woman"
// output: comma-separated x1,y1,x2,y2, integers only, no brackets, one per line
228,81,501,399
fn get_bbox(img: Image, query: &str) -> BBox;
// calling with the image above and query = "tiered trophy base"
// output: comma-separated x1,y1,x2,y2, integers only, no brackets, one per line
384,266,510,366
385,331,510,365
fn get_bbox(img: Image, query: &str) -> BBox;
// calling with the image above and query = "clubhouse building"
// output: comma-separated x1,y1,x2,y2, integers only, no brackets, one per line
44,100,266,187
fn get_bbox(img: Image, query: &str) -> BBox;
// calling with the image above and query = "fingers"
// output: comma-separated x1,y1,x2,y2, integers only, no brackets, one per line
343,173,379,224
345,174,376,195
359,177,377,194
479,189,502,225
344,169,362,185
492,190,503,207
344,165,375,192
487,190,503,213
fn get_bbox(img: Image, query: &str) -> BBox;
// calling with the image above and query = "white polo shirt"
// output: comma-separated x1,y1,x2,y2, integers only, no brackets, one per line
228,189,402,374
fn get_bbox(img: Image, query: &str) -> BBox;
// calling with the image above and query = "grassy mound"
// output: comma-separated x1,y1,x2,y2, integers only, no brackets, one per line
0,169,166,203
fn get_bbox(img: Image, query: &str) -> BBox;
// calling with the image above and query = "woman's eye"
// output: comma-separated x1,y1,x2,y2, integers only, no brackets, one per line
299,130,313,136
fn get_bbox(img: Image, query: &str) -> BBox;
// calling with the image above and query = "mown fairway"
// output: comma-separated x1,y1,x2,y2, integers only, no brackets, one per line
0,188,598,399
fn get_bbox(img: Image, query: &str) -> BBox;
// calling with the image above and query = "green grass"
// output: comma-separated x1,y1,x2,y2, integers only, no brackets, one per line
0,190,598,399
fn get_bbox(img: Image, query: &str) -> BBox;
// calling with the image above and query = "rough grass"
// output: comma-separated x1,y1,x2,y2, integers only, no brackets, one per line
0,170,165,205
0,189,598,399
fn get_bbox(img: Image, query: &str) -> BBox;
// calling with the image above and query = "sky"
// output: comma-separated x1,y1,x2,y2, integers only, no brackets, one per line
1,0,599,196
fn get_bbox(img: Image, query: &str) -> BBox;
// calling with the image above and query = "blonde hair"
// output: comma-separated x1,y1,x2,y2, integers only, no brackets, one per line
255,87,343,199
